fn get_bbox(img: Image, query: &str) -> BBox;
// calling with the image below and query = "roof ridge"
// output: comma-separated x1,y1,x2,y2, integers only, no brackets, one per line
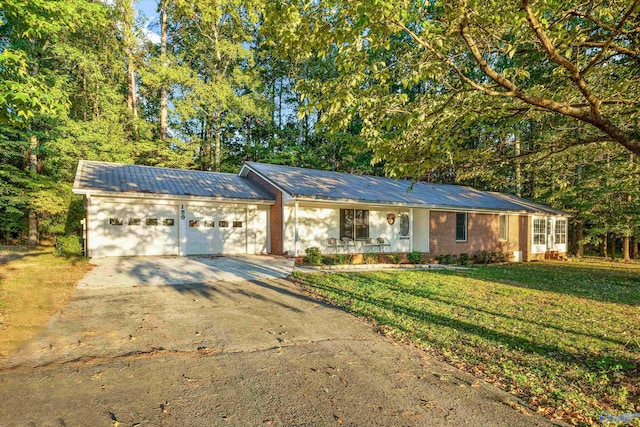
246,161,474,189
83,160,239,177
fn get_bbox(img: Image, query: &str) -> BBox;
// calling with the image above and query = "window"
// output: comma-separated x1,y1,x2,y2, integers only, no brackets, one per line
204,220,214,228
455,212,467,241
109,218,123,226
340,209,369,239
340,209,354,239
354,210,368,239
555,219,567,244
163,218,175,226
533,218,546,245
499,214,508,240
233,221,243,228
399,214,409,237
146,218,159,226
219,220,229,228
128,218,141,226
188,220,200,227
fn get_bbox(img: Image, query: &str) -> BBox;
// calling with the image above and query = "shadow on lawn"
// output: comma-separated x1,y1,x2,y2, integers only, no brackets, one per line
442,264,640,306
365,274,632,348
301,278,639,377
0,246,49,265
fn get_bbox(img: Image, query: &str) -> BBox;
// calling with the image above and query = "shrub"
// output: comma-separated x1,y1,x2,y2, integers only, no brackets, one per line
304,247,323,265
435,254,453,265
492,251,507,263
363,252,380,264
458,253,470,266
335,254,352,265
321,256,337,265
472,250,507,264
473,250,491,264
388,253,401,264
407,251,422,264
54,234,83,257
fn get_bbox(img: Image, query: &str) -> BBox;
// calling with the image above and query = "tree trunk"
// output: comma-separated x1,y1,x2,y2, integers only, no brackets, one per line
122,0,138,136
609,234,616,260
622,235,630,262
246,116,253,160
515,135,522,197
600,233,608,257
576,221,584,257
127,53,138,120
214,120,222,172
28,135,39,246
203,118,212,171
159,0,168,142
632,236,638,259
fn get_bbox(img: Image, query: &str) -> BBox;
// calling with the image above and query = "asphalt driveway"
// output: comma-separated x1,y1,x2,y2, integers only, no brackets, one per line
0,256,553,426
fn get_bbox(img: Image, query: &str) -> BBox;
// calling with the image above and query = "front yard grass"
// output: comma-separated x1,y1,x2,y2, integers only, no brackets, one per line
0,246,91,358
293,259,640,426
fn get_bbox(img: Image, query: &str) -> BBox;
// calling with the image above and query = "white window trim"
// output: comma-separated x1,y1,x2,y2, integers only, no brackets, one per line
456,212,467,242
532,217,547,246
498,214,508,241
554,218,567,245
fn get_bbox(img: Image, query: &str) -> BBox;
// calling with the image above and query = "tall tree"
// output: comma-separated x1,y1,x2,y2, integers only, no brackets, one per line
264,0,640,179
117,0,140,137
159,0,169,142
170,0,267,171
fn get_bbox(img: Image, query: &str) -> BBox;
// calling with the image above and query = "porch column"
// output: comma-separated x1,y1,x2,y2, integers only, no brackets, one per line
409,208,414,252
294,201,299,257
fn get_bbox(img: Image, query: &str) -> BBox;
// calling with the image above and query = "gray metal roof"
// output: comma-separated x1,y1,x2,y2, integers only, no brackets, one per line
244,162,569,215
74,161,274,202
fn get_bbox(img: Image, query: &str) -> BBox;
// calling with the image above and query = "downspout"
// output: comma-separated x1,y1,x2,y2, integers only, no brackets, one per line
294,201,299,257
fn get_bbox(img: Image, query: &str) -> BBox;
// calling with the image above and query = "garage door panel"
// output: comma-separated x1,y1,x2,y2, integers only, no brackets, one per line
93,203,178,257
185,207,217,255
218,207,246,254
185,206,247,255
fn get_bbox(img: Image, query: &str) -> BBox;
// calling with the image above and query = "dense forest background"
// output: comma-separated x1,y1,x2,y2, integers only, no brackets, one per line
1,0,638,259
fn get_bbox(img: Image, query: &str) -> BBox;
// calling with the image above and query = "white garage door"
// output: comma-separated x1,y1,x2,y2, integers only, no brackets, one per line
185,206,247,255
92,203,179,257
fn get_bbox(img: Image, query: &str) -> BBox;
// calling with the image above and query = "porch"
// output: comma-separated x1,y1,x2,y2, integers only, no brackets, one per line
282,202,431,257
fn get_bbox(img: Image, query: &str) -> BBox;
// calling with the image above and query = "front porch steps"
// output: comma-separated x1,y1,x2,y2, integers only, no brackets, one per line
544,251,568,261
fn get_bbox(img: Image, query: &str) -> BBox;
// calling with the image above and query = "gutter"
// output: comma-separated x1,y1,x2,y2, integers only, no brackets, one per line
71,189,275,205
282,196,557,216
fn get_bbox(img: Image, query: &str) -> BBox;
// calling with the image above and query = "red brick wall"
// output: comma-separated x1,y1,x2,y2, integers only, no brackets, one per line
429,211,527,258
245,171,283,255
518,215,531,261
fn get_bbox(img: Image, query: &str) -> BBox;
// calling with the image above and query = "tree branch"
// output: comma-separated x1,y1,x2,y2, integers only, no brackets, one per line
577,41,640,59
521,0,602,119
581,0,640,74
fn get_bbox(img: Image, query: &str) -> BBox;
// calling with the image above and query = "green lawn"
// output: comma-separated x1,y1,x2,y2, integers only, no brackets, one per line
0,246,91,358
293,259,640,426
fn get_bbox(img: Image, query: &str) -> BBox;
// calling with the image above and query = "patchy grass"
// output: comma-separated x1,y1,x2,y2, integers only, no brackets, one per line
0,246,92,358
293,259,640,426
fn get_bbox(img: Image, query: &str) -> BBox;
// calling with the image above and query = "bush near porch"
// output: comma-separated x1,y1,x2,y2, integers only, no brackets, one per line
292,259,640,426
299,251,428,266
299,248,508,266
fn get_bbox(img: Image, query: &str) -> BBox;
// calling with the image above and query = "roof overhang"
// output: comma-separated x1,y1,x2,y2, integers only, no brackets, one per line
239,163,292,197
72,188,275,205
283,196,569,216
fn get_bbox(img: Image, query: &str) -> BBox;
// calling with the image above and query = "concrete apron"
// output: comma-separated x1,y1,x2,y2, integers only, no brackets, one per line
78,255,295,288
